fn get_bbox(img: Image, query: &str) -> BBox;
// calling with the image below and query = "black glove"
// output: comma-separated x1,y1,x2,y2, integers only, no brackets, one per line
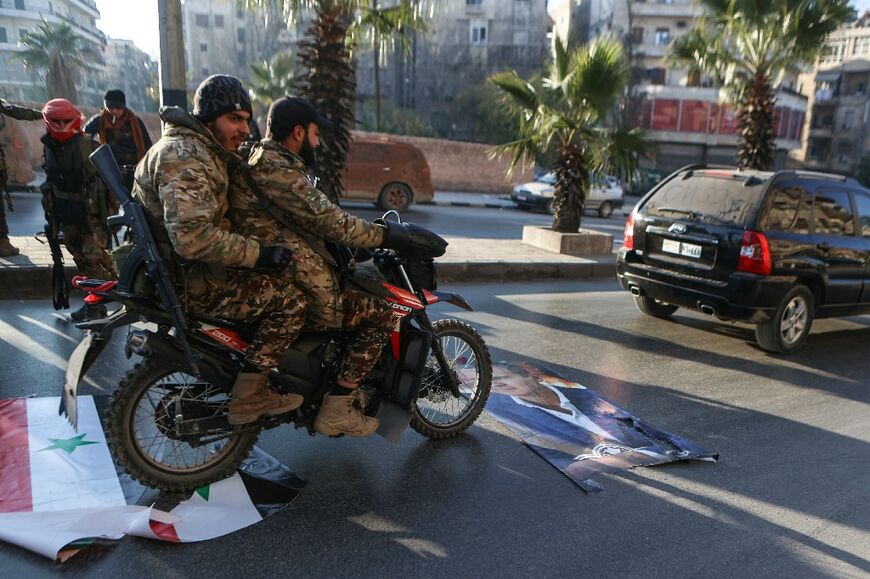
375,219,448,258
255,245,292,272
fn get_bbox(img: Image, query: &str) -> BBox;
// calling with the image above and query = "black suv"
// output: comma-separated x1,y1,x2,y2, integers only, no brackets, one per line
616,165,870,354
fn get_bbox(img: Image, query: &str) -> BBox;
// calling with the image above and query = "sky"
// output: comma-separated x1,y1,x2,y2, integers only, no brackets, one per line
97,0,870,61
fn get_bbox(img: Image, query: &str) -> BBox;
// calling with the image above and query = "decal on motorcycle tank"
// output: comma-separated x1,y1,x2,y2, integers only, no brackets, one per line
383,283,424,310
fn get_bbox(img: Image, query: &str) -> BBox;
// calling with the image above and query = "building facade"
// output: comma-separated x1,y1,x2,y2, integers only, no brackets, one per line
181,0,303,93
0,0,108,107
355,0,552,138
585,0,806,172
103,38,157,113
802,16,870,174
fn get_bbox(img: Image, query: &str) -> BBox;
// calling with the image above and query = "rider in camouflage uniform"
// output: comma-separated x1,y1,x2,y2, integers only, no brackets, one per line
0,99,43,257
229,97,393,437
132,75,306,426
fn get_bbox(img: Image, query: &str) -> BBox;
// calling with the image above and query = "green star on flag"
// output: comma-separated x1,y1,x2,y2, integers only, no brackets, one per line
38,433,99,454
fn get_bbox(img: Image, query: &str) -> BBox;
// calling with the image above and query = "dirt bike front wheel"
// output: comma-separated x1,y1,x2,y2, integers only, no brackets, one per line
411,319,492,439
106,360,259,493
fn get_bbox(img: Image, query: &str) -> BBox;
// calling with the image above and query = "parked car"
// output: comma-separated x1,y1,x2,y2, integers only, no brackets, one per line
510,172,625,218
341,137,434,210
617,165,870,354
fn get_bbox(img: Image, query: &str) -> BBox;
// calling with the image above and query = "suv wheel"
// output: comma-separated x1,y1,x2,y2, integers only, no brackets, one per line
378,183,413,211
633,294,679,319
598,201,613,219
755,285,814,354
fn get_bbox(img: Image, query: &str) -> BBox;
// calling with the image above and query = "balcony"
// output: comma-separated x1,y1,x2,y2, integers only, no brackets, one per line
631,1,699,18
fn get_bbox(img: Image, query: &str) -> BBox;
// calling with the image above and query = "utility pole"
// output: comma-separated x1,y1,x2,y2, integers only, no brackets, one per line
157,0,187,110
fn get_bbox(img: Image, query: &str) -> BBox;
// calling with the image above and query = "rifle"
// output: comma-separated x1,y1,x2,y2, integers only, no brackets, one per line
42,198,70,310
88,145,199,376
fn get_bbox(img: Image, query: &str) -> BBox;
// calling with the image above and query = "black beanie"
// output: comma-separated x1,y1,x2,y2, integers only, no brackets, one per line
192,75,253,124
104,89,126,108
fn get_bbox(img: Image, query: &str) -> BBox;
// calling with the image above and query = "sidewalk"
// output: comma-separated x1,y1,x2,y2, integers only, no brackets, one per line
0,234,617,299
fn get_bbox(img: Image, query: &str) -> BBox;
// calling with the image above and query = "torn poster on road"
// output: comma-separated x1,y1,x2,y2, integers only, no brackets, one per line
0,396,304,562
485,363,718,492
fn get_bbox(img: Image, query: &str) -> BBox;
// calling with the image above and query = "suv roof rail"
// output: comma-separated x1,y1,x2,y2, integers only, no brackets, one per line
774,169,852,184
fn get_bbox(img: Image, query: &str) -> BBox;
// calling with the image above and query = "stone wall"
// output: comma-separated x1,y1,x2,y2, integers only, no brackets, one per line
2,106,529,194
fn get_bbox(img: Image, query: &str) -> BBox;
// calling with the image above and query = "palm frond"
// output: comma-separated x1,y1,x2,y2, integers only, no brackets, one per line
491,71,539,113
567,37,628,121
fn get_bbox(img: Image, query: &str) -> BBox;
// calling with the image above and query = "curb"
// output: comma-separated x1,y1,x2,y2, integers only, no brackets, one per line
422,200,514,210
0,258,617,299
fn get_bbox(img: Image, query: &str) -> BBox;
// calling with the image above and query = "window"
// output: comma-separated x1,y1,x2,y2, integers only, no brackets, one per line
854,193,870,237
647,67,666,85
200,42,207,52
201,67,209,77
195,13,209,27
760,185,812,234
631,27,643,44
814,190,855,236
854,36,870,55
19,29,28,40
214,14,225,28
0,28,6,44
654,28,670,45
821,40,846,63
466,0,483,4
15,0,25,9
676,20,686,28
470,20,487,45
237,28,246,43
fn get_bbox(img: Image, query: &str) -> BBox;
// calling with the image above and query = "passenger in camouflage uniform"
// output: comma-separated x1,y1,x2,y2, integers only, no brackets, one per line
132,75,306,426
0,99,43,257
229,97,393,437
39,98,117,320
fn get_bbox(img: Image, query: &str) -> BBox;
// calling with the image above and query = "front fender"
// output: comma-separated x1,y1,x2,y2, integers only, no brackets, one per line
425,290,474,311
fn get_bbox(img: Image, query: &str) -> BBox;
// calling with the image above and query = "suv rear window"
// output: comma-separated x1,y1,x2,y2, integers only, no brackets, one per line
642,174,767,226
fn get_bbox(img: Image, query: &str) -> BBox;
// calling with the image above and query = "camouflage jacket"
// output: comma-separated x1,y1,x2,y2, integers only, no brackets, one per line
0,99,42,122
132,107,260,269
229,139,385,260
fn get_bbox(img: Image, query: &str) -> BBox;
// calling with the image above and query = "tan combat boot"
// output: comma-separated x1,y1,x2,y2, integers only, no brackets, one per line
228,372,303,426
0,237,19,257
313,391,379,437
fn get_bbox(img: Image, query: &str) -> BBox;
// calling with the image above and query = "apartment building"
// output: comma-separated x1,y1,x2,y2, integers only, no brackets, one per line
182,0,303,93
802,15,870,173
585,0,806,171
103,38,157,113
0,0,108,106
356,0,551,137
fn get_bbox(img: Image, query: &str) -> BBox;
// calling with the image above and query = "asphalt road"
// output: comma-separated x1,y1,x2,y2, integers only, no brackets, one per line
4,191,628,243
0,280,868,577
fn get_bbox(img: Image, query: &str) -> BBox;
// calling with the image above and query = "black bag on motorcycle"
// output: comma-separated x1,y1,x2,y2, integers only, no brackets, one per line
404,257,437,291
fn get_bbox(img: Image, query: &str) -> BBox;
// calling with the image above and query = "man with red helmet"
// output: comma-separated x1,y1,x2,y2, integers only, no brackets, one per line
40,98,116,321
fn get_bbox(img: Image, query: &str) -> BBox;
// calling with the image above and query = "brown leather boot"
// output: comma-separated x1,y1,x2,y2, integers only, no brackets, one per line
228,372,303,426
313,392,379,437
0,237,19,257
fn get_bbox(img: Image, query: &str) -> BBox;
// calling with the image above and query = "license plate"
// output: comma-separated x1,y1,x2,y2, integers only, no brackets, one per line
61,331,96,430
662,239,702,259
516,194,528,201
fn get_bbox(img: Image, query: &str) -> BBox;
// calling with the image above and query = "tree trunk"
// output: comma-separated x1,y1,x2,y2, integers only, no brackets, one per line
737,74,775,170
298,4,356,204
551,144,587,233
373,0,381,131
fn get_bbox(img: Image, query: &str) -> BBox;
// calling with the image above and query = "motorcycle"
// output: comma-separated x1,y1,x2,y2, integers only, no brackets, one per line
61,145,493,493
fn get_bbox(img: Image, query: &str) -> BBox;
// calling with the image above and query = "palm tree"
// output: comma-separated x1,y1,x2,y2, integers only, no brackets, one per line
491,36,648,233
668,0,853,170
249,51,297,119
350,0,428,131
17,20,89,103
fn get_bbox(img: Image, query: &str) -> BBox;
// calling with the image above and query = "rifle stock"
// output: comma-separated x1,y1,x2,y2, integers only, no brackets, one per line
89,145,199,376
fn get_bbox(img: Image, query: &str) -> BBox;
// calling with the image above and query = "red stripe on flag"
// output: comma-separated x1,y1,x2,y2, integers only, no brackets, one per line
149,520,181,543
0,398,32,512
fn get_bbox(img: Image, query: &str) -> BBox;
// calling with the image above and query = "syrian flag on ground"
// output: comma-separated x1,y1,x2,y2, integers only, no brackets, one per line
0,396,305,562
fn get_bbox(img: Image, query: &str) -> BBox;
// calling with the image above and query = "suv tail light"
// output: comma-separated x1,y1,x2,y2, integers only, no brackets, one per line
737,230,771,275
623,212,636,250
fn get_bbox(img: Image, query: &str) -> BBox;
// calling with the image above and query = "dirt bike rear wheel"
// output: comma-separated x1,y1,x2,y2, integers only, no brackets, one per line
106,360,259,493
410,320,492,439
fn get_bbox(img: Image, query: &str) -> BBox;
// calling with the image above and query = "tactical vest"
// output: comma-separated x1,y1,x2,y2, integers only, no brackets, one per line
43,134,87,194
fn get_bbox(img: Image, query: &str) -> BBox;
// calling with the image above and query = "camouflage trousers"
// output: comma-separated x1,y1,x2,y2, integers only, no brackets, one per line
0,180,8,238
294,254,393,384
61,219,116,280
188,268,307,370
